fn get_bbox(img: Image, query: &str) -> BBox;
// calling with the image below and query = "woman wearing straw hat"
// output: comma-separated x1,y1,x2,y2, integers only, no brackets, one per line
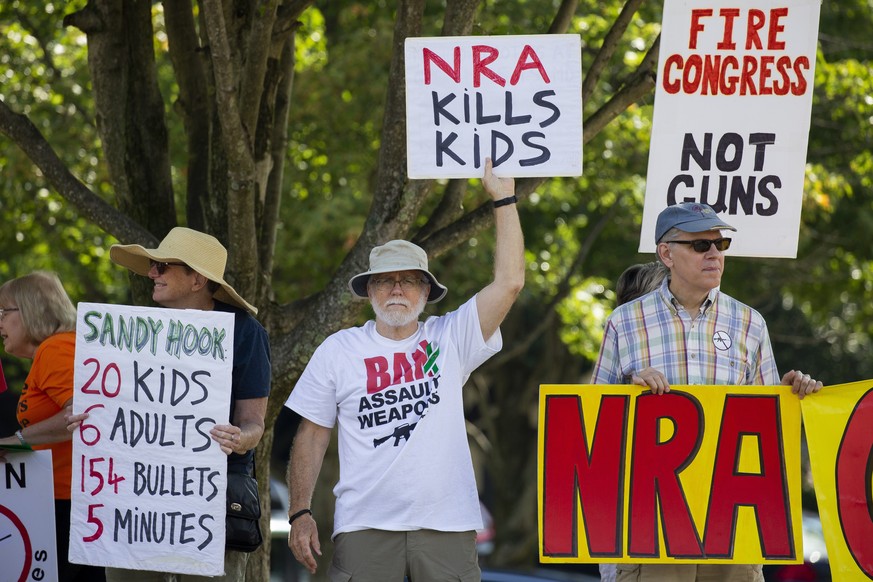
70,227,271,582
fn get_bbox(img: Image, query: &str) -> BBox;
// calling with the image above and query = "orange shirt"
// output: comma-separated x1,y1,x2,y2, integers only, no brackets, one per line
17,331,76,499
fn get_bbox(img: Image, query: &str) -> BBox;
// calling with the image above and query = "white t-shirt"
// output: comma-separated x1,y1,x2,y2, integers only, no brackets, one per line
285,295,501,538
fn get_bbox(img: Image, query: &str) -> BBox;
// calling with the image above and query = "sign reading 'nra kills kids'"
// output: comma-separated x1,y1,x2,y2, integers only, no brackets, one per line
405,35,582,179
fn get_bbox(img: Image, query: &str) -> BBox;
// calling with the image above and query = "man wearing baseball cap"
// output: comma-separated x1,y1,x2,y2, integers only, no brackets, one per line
592,202,822,582
285,159,525,581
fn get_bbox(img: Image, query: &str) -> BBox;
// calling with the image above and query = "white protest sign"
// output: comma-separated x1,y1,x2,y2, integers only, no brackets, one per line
69,303,234,576
405,34,582,178
640,0,821,257
0,450,58,582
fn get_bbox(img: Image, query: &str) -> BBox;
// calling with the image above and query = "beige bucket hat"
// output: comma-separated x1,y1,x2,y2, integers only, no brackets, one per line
109,227,258,315
348,240,447,303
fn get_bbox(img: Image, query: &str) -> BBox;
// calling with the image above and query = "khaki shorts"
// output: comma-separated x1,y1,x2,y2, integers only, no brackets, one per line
330,529,480,582
615,563,764,582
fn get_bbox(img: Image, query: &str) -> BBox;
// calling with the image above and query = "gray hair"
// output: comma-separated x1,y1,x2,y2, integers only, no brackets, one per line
0,271,76,344
616,262,668,306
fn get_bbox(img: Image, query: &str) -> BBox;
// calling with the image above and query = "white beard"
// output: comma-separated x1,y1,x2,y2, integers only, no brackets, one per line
372,293,427,328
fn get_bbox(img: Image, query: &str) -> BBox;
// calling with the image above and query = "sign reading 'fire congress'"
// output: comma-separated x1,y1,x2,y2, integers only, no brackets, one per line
639,0,821,257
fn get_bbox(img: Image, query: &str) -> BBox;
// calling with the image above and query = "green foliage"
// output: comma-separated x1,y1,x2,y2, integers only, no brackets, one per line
1,3,873,569
556,276,611,360
272,5,390,301
0,2,128,307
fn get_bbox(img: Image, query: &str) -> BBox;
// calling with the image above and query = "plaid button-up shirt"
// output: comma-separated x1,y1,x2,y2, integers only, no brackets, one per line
592,279,780,386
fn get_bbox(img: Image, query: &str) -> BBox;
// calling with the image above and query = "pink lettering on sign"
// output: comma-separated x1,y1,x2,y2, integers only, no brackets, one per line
422,44,551,88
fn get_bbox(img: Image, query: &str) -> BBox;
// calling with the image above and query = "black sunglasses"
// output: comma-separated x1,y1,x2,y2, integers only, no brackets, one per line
668,237,732,253
149,260,187,275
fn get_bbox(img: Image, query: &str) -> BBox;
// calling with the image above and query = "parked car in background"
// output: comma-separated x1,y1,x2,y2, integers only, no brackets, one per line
764,510,831,581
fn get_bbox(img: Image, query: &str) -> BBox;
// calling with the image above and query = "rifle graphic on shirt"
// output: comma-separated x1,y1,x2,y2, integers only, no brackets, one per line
373,422,417,448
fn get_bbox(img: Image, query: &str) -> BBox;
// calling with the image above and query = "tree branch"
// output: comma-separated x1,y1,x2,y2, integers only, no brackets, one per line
415,179,468,241
442,0,479,35
14,9,95,127
411,1,480,246
0,99,156,246
259,29,297,298
582,34,659,143
492,202,620,366
239,0,279,140
548,0,579,34
65,0,176,239
581,0,645,103
163,0,211,231
201,0,259,304
361,0,428,239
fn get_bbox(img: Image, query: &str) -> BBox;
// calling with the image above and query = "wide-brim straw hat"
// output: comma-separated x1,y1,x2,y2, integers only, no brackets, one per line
348,240,447,303
109,227,258,315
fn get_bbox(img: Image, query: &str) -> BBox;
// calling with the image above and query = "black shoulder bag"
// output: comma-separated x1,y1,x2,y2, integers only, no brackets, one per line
225,465,263,552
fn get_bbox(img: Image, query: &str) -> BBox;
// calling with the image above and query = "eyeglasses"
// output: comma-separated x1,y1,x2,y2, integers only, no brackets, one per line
370,276,428,291
668,238,732,253
0,307,20,321
149,260,187,275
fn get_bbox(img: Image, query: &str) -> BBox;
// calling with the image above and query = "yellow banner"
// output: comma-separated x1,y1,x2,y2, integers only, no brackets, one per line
538,384,803,565
801,379,873,579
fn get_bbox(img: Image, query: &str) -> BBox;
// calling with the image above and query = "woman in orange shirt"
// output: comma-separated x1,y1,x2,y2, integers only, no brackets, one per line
0,271,104,582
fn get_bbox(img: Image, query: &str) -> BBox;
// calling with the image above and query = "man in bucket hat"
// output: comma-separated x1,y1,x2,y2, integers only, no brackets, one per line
69,227,271,582
285,159,525,581
592,203,822,582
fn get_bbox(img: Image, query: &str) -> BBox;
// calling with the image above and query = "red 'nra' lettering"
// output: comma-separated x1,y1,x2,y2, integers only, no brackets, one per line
509,45,551,86
423,47,460,84
542,395,628,557
472,45,505,88
628,393,704,558
421,45,552,88
704,395,794,558
836,387,873,576
541,389,797,561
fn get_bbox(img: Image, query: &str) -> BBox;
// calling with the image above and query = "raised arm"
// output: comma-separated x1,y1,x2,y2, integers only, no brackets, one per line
476,158,525,341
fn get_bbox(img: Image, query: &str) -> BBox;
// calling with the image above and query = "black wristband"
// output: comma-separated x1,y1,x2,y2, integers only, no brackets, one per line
493,195,518,208
288,508,312,525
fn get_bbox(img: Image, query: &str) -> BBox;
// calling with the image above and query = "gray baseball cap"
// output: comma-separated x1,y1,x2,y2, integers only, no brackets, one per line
655,203,736,243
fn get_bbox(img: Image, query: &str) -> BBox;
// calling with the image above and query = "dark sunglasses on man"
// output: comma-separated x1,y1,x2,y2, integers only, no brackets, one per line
668,237,732,253
149,260,187,275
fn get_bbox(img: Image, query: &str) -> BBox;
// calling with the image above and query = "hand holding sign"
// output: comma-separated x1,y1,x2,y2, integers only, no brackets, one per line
69,303,234,576
482,157,515,201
